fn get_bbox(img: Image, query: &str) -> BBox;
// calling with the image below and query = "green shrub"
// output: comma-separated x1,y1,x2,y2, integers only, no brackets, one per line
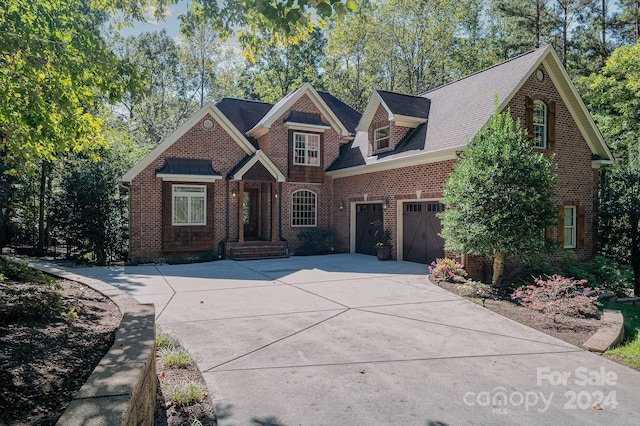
0,257,55,285
296,228,335,255
459,280,493,298
428,258,467,282
170,380,208,407
160,347,194,368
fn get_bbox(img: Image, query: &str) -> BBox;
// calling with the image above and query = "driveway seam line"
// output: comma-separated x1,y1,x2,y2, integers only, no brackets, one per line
355,307,577,350
156,308,347,324
153,265,176,320
203,308,350,372
204,349,585,373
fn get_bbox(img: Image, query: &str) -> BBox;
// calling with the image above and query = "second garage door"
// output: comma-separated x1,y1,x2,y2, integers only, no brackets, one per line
403,202,445,264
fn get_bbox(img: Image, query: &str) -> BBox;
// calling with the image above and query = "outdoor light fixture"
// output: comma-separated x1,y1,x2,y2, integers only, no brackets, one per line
383,197,389,209
274,192,279,199
232,191,236,198
339,200,345,211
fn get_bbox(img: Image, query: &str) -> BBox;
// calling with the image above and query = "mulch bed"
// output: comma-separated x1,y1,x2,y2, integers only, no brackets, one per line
435,280,601,346
154,348,217,425
0,279,121,425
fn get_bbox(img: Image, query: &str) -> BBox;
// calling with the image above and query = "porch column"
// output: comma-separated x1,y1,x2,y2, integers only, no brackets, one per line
271,182,278,242
238,180,244,244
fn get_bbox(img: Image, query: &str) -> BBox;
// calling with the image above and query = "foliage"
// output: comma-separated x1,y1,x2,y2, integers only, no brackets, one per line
160,347,194,368
459,280,493,298
170,380,208,407
0,257,55,285
511,275,600,319
50,133,141,264
581,41,640,157
239,27,326,102
428,258,468,282
604,300,640,370
375,230,391,247
599,159,640,297
439,100,558,285
156,328,179,349
296,228,335,255
517,254,633,296
0,0,136,172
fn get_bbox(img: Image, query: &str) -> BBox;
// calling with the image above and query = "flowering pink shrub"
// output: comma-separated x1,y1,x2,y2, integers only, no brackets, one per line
429,258,467,282
511,275,601,318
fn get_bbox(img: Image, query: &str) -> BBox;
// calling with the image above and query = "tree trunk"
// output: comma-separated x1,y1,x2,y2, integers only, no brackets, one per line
631,213,640,297
37,161,47,254
492,251,507,286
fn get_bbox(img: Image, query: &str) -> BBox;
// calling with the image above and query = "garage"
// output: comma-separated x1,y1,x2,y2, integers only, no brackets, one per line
402,202,445,264
355,203,384,256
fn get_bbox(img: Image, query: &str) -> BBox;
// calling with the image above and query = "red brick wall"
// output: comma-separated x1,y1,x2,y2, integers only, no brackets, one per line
506,64,595,263
129,113,248,262
332,160,456,257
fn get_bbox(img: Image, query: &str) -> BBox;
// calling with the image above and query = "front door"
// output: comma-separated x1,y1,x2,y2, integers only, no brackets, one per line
355,203,384,256
243,188,259,238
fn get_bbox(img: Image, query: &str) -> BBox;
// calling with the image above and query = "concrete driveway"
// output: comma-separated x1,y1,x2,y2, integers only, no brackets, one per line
71,254,640,425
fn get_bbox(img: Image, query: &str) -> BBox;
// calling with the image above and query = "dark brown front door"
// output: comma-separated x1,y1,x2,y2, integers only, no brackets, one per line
355,204,384,256
403,202,445,264
243,188,259,238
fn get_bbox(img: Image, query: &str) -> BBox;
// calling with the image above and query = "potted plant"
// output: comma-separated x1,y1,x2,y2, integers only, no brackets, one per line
375,230,392,261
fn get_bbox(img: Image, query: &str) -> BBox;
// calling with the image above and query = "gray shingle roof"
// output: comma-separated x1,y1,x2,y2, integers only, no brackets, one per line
217,98,273,134
328,47,548,171
317,91,362,134
377,90,430,119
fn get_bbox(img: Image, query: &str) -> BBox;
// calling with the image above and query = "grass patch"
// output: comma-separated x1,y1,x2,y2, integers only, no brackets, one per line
603,300,640,370
160,346,194,368
170,380,208,407
156,327,179,349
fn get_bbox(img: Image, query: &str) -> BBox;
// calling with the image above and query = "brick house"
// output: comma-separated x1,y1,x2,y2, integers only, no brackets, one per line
121,46,613,277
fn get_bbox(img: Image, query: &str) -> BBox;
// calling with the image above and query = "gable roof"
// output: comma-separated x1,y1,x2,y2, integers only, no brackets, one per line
246,83,351,139
317,91,362,134
357,90,431,131
328,45,614,178
217,97,273,135
228,150,286,182
122,102,257,183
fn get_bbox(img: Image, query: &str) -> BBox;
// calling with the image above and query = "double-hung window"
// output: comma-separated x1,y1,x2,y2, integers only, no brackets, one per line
293,132,320,166
563,206,576,248
374,126,390,151
173,185,206,226
533,100,547,149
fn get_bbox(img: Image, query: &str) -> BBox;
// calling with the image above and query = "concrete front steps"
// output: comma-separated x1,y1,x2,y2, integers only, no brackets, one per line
226,241,288,261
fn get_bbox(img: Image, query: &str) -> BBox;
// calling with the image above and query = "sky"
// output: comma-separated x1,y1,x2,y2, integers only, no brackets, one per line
116,2,188,40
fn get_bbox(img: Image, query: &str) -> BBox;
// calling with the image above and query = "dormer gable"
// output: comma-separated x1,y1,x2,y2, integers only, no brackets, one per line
246,83,351,140
357,90,430,132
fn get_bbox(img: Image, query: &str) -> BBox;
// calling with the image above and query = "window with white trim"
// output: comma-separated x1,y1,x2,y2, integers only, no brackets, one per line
172,185,206,226
564,206,576,248
533,100,547,149
293,132,320,166
374,126,390,151
291,190,317,227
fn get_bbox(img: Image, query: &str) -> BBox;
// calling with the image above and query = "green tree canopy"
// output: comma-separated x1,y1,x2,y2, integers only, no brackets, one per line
439,101,558,285
581,41,640,158
0,0,136,172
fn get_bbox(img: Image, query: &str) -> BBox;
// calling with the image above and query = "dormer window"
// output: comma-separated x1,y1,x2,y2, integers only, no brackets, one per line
374,126,390,151
293,132,320,166
533,100,547,149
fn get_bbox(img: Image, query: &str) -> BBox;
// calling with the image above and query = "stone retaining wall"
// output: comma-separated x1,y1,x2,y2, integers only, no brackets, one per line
27,262,157,426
